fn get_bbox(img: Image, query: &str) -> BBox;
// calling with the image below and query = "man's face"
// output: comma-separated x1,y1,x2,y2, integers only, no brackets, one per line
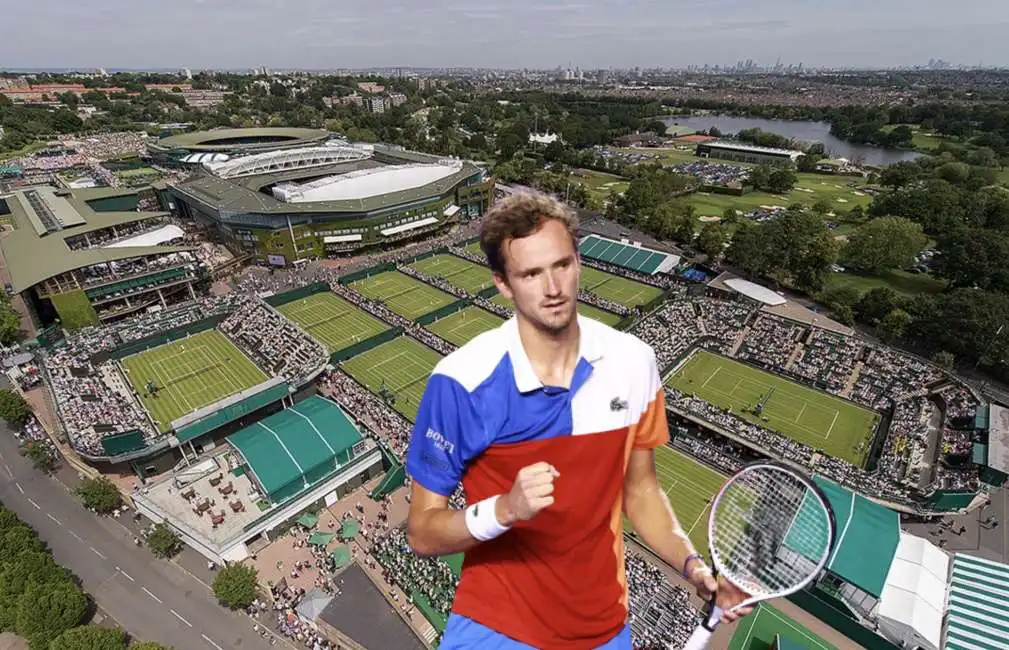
494,219,580,335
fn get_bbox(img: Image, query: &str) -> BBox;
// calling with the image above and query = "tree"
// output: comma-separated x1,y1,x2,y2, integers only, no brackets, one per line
856,287,902,325
0,390,30,425
212,563,259,610
50,625,126,650
932,350,956,371
145,523,182,559
0,303,20,344
936,227,1009,292
696,223,729,261
15,579,87,650
20,439,56,474
878,309,912,341
845,216,928,273
74,477,121,514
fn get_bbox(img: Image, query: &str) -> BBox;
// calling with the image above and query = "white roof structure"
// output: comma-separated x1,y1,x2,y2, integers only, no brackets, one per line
381,216,438,236
202,145,371,179
181,152,230,164
876,532,949,650
946,553,1009,650
272,162,463,203
323,234,362,244
987,404,1009,474
722,278,787,305
529,132,559,145
705,140,803,161
104,224,185,249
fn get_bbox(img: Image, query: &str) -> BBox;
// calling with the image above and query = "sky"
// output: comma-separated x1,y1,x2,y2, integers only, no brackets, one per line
2,0,1007,71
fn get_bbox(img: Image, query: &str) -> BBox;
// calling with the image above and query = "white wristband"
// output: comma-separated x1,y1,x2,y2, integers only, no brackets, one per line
464,495,511,542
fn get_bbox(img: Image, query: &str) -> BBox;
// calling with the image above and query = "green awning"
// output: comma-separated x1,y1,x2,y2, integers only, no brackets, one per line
297,512,319,529
340,519,360,540
330,545,351,568
973,442,989,465
308,531,335,547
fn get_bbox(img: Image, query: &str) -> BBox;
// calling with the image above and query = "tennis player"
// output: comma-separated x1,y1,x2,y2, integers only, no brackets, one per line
406,192,751,649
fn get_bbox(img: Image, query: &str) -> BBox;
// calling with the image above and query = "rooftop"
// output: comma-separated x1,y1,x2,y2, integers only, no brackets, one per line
319,564,427,650
0,187,194,292
274,162,464,203
986,403,1009,474
945,553,1009,650
151,127,331,153
703,139,804,158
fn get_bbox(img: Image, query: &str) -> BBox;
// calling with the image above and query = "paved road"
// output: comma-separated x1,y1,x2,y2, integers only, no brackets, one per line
0,429,276,650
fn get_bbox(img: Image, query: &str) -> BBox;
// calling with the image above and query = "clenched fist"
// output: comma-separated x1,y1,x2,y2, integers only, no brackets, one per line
497,462,561,526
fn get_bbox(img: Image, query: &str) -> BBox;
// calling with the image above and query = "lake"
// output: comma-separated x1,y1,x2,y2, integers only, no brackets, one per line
663,115,922,167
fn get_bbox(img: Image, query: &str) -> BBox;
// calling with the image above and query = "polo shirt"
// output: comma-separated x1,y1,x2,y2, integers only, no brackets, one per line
406,315,669,650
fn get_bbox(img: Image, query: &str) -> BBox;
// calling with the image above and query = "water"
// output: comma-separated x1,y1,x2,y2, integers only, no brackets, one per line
663,115,922,167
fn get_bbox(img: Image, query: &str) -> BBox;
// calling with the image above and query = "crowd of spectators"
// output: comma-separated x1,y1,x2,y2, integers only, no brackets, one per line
737,314,802,370
792,330,862,394
396,263,468,300
76,250,199,289
320,370,413,460
626,551,699,650
851,347,944,409
635,302,705,371
668,161,750,187
877,397,935,488
372,527,457,630
219,298,328,387
61,131,149,161
696,296,756,354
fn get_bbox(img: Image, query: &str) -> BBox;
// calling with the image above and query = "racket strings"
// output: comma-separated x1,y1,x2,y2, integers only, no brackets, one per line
710,468,831,597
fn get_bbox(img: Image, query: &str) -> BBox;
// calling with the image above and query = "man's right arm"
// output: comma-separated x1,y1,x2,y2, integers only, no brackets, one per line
407,482,518,556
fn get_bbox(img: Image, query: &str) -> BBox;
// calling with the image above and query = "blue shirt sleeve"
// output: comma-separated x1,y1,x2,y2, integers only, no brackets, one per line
406,373,486,496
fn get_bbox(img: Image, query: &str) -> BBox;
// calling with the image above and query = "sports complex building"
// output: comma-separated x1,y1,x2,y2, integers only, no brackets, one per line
695,140,803,165
158,129,493,261
0,185,203,328
146,127,332,167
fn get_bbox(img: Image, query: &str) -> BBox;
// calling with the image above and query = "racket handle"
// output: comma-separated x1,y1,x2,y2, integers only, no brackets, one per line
683,606,723,650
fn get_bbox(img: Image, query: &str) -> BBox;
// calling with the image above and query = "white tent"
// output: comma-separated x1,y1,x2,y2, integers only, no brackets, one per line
875,532,949,650
723,278,787,306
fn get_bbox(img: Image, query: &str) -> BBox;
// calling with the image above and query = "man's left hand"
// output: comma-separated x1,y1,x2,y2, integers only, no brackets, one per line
689,566,755,625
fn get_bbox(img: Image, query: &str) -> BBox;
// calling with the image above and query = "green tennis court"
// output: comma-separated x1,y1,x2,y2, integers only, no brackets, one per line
351,271,456,320
426,306,504,346
340,337,442,422
580,266,663,307
728,604,835,650
667,351,878,466
120,330,267,432
277,292,388,352
410,254,494,294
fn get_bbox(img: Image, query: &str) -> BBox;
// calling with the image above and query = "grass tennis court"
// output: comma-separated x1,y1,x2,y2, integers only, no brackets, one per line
625,446,724,552
426,306,504,346
351,271,456,320
667,351,878,466
490,293,624,327
409,254,494,294
120,330,267,432
580,266,663,307
728,604,835,650
340,337,442,422
464,240,484,258
277,292,388,352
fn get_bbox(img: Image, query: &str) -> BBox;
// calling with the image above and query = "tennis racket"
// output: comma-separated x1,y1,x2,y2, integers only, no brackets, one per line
683,461,836,650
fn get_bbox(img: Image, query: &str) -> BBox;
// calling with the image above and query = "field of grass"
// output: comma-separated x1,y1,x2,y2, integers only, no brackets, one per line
426,306,504,346
277,292,388,353
688,174,873,219
463,240,484,258
667,350,878,466
729,604,835,650
580,266,664,307
340,337,442,422
117,166,158,178
120,330,267,432
574,168,630,201
351,271,456,320
409,254,494,294
488,292,624,327
826,268,946,297
881,123,947,150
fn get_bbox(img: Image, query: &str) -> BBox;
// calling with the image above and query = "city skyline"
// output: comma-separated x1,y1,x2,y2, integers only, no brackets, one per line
1,0,1007,70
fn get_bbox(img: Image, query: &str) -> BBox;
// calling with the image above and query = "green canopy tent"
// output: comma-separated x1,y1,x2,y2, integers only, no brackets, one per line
297,512,319,529
308,531,335,547
330,545,351,568
340,518,360,540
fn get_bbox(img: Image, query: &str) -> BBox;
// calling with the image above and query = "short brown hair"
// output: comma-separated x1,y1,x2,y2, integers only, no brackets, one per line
479,192,579,276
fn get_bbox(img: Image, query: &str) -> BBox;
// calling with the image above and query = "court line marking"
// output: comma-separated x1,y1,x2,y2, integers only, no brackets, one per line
825,411,840,439
794,403,807,424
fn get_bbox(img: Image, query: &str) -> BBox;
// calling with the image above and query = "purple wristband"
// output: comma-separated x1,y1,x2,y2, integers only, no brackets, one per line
682,552,704,578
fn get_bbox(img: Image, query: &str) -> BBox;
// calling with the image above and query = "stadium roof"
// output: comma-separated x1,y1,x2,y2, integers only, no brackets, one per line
703,140,804,159
579,234,679,275
171,149,483,215
0,187,194,291
946,553,1009,650
814,476,900,597
227,396,362,503
986,404,1009,474
151,127,330,153
877,532,949,650
723,278,788,306
273,162,464,203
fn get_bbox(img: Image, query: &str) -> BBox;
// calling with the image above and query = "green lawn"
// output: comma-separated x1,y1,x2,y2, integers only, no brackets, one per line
426,306,504,346
881,123,947,150
826,268,946,297
351,271,457,320
580,266,664,307
340,337,442,422
574,168,630,201
120,330,268,432
277,292,389,353
688,174,873,219
729,604,836,650
409,253,495,294
647,445,725,552
666,350,879,466
464,240,484,258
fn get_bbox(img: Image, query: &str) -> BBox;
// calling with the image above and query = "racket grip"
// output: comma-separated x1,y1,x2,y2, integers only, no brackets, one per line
682,605,723,650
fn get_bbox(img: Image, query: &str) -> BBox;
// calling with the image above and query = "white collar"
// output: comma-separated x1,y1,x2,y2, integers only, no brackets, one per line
506,314,603,393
